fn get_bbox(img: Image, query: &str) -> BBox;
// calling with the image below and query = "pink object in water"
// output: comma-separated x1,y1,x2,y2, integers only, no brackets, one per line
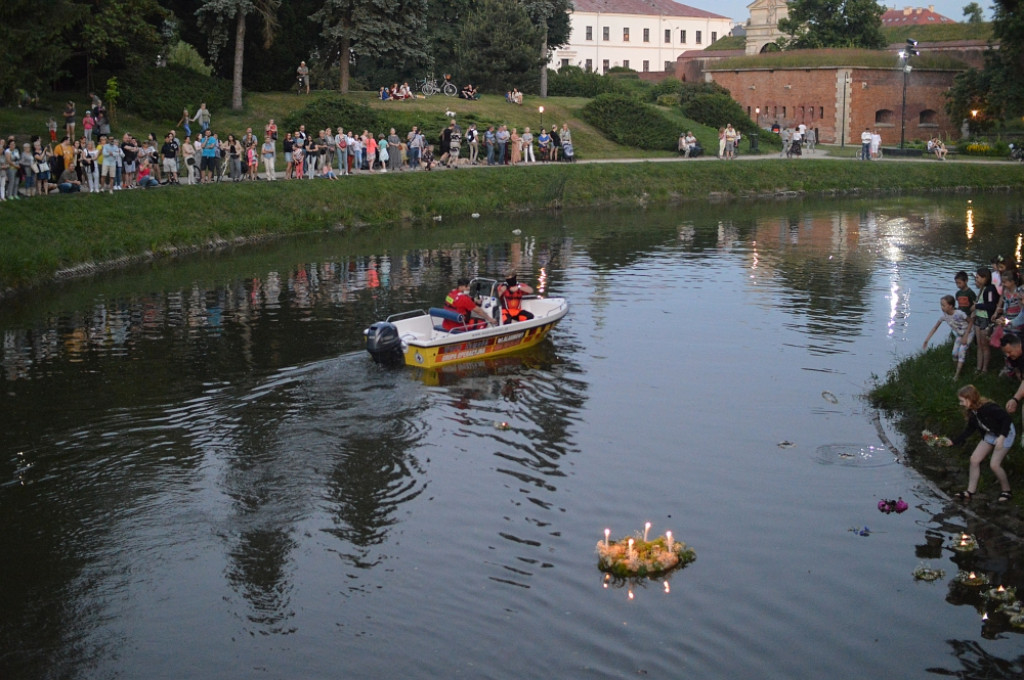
895,498,909,513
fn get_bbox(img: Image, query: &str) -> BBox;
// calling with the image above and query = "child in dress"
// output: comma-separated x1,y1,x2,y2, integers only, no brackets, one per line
292,146,304,179
923,295,974,379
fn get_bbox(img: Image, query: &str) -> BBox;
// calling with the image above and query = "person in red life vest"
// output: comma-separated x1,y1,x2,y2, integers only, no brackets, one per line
443,277,496,331
497,271,534,324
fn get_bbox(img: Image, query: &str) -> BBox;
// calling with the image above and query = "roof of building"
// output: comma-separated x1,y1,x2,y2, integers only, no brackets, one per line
571,0,731,20
881,5,955,25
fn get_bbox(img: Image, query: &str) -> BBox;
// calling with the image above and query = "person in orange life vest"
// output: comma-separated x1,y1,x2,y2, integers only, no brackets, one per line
443,277,496,331
497,271,534,324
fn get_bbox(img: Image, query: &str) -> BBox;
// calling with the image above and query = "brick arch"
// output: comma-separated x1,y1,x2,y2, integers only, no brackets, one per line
875,109,896,125
919,109,938,126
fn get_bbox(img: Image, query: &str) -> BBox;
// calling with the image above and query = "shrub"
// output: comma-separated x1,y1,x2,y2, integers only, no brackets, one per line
959,140,1010,156
678,81,730,105
280,94,380,135
120,65,232,122
656,94,680,107
166,41,212,77
546,66,625,98
580,93,679,151
681,93,758,137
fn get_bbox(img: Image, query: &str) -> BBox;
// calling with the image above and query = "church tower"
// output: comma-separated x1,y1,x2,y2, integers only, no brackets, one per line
745,0,789,55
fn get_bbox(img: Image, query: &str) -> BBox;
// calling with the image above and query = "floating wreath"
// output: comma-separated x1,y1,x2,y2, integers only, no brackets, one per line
921,430,952,447
913,564,945,582
951,533,979,553
597,525,696,579
953,570,991,587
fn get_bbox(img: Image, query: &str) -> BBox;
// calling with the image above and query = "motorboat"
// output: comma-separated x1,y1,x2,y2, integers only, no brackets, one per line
364,277,568,368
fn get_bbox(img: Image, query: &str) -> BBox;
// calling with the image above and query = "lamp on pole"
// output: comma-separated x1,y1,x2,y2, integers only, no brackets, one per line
840,72,851,148
898,39,918,150
539,105,545,131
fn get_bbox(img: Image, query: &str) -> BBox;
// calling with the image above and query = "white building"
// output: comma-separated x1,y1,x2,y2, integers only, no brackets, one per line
551,0,735,74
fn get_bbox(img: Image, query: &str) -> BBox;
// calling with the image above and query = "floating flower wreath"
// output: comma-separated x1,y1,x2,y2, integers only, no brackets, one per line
951,533,979,553
878,498,909,514
597,524,696,578
912,564,945,582
984,585,1018,604
953,570,991,587
921,430,953,447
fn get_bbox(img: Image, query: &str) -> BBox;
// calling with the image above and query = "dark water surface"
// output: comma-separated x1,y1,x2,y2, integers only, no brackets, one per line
3,196,1024,679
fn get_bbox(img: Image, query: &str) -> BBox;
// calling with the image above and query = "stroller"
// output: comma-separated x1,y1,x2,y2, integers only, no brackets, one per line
785,139,802,158
562,141,575,162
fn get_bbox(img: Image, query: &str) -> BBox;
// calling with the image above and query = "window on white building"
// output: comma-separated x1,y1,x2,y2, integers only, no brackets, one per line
623,60,630,69
665,29,671,43
643,28,650,42
602,59,609,73
623,27,629,41
603,26,609,41
560,58,569,69
680,30,686,43
643,60,650,72
696,31,702,44
585,59,593,71
586,26,592,40
711,31,717,43
664,61,673,72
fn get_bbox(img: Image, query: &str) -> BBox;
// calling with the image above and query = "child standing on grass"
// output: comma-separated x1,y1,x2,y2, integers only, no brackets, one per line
954,270,976,316
923,295,974,379
946,384,1014,504
973,267,1000,373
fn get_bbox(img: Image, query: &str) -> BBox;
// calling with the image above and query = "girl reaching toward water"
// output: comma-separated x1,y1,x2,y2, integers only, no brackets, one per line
947,384,1013,504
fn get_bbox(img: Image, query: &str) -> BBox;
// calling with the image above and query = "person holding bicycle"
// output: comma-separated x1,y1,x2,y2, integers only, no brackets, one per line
297,61,310,94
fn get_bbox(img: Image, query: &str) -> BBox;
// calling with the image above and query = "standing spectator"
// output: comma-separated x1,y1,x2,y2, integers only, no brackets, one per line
262,136,276,180
200,129,218,183
161,133,179,184
32,139,52,195
871,129,882,160
283,132,294,179
860,128,872,160
192,103,211,133
335,127,348,175
805,127,816,151
521,126,534,163
4,138,20,199
225,134,242,181
407,126,421,169
496,125,510,165
724,124,737,160
63,101,76,140
387,128,401,172
560,123,572,159
466,123,479,165
265,118,278,141
121,134,139,189
47,117,58,143
83,110,95,142
297,61,310,94
181,136,196,184
306,134,320,177
177,108,192,137
89,91,102,117
0,141,7,201
100,135,118,192
97,111,111,138
549,128,561,162
19,142,35,196
83,139,99,192
246,141,259,181
717,126,726,159
537,128,550,161
509,127,521,165
485,125,497,165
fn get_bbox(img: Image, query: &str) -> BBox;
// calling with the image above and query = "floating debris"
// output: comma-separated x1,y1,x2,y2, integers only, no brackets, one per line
777,441,795,449
494,421,511,431
821,390,839,404
849,526,872,537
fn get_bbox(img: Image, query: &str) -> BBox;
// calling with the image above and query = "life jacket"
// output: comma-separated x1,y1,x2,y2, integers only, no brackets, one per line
443,288,467,330
501,285,525,322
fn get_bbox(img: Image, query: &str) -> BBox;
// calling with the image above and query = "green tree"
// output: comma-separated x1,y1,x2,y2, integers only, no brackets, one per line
522,0,572,96
197,0,281,109
962,2,984,23
311,0,429,94
778,0,887,49
456,0,546,93
75,0,170,90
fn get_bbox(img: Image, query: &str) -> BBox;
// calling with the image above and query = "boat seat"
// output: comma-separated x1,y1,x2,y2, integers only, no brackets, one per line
429,307,465,332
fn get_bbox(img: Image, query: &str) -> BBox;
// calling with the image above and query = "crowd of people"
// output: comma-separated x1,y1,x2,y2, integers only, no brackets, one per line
921,255,1024,505
1,97,579,200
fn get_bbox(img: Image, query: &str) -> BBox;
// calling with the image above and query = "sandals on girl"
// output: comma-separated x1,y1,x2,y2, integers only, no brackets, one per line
998,491,1013,503
954,490,973,503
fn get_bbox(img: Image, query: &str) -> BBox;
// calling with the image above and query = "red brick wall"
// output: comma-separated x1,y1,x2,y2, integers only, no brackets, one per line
707,67,958,145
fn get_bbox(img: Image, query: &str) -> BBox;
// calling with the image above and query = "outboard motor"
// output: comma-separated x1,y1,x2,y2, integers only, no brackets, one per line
365,322,404,366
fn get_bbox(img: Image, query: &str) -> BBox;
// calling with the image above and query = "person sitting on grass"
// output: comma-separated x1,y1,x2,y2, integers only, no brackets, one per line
56,165,81,193
379,87,390,101
922,295,974,380
137,158,160,188
945,384,1014,504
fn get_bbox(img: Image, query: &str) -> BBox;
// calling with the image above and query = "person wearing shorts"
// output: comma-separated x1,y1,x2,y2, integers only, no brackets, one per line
101,136,118,192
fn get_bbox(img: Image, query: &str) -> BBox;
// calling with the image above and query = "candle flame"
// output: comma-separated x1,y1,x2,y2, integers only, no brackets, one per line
969,572,977,579
663,581,670,593
998,585,1006,592
628,590,634,600
983,613,989,621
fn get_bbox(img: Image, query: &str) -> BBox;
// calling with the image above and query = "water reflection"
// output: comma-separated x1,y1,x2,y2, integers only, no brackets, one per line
5,197,1024,679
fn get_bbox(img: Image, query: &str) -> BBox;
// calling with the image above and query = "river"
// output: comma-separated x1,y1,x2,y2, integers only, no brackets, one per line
2,195,1023,679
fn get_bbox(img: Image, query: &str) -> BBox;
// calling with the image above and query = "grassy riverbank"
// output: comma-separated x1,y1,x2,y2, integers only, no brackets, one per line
869,342,1023,513
1,159,1022,292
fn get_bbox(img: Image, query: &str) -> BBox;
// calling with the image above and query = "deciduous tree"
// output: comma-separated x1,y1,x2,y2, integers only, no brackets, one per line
311,0,429,94
777,0,886,50
197,0,281,109
456,0,546,93
962,2,984,23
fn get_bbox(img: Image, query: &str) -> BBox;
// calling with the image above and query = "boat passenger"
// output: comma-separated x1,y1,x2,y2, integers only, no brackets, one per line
498,272,534,323
443,277,496,331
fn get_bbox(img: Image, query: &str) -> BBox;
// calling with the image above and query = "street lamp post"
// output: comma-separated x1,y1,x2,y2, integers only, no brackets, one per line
898,39,919,150
840,72,851,148
539,105,545,131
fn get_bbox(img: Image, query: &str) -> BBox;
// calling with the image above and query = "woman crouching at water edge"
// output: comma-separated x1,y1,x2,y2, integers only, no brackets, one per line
947,385,1013,503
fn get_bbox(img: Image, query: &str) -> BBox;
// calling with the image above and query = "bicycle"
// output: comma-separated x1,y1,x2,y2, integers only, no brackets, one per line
419,74,458,97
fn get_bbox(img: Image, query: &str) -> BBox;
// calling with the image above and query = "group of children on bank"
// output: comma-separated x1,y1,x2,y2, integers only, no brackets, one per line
922,256,1020,504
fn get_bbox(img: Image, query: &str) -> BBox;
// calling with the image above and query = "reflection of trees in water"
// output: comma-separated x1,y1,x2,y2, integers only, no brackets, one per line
226,528,298,631
322,436,426,569
926,639,1024,678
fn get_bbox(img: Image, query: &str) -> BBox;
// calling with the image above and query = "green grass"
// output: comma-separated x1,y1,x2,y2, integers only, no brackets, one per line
1,159,1022,291
869,340,1022,507
882,22,994,44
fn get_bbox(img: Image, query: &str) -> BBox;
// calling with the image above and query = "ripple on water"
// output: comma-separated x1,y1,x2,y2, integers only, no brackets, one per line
813,443,898,467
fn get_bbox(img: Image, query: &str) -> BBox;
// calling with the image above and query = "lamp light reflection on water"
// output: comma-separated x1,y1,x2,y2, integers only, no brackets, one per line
1016,234,1022,264
966,201,974,240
